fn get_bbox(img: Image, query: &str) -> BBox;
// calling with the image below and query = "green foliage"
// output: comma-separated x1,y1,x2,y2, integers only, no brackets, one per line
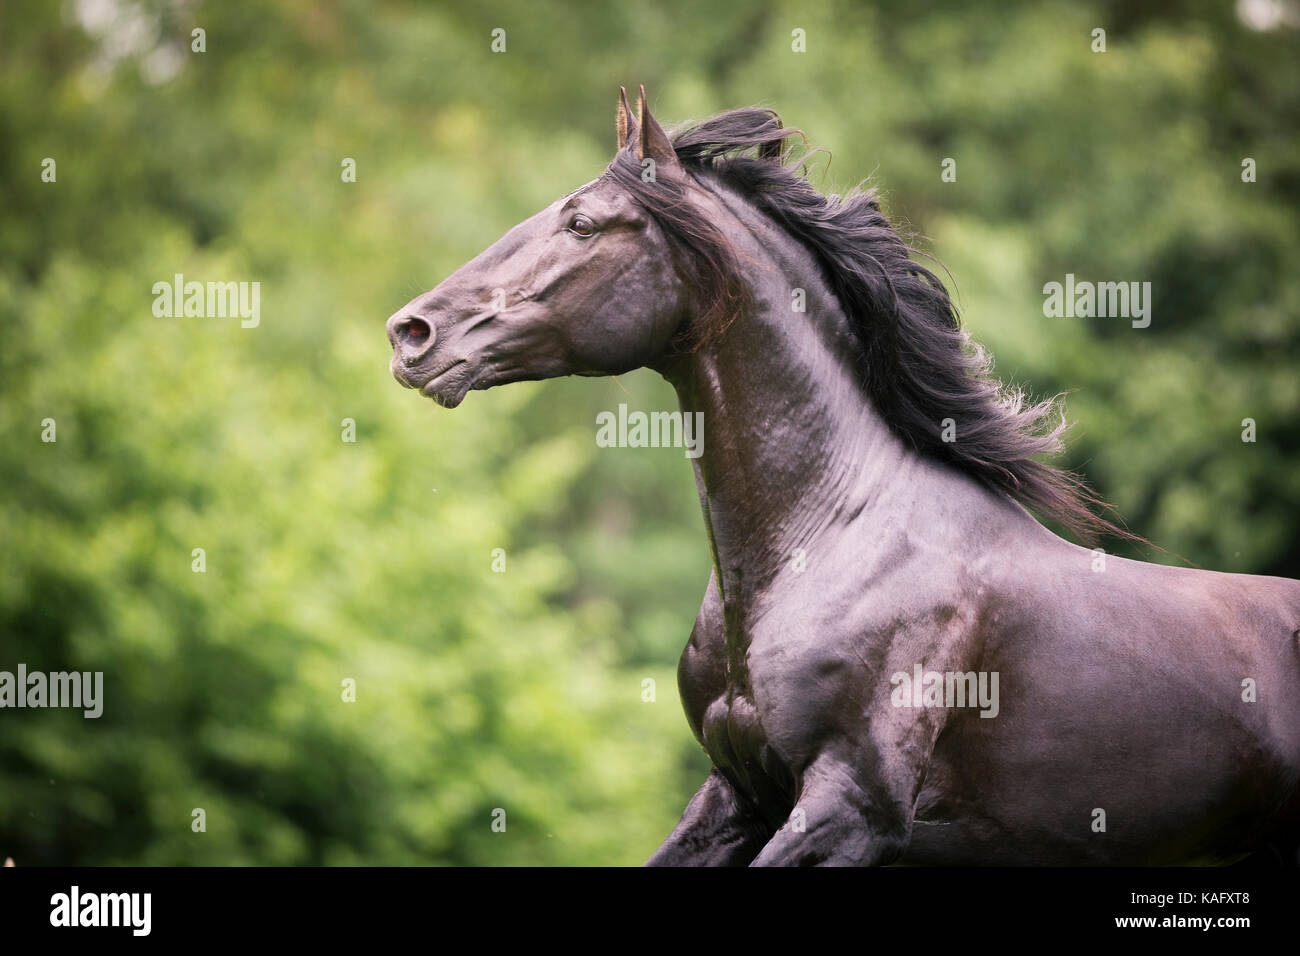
1,0,1296,864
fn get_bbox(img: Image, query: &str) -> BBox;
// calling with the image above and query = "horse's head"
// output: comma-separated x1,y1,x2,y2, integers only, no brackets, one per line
387,86,698,408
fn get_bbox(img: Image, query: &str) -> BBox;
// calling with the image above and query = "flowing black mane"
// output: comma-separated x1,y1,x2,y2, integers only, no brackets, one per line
606,107,1133,544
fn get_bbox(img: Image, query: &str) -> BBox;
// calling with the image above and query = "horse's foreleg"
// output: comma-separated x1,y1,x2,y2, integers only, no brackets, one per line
644,769,769,866
749,755,911,867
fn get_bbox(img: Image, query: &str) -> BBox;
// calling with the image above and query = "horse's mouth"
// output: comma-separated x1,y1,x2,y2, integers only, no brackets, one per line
418,359,472,408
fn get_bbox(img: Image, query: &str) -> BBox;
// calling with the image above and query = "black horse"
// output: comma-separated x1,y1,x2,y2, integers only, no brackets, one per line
386,88,1300,865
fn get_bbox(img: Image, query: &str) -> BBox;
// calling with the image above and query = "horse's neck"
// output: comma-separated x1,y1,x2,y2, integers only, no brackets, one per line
656,180,1015,613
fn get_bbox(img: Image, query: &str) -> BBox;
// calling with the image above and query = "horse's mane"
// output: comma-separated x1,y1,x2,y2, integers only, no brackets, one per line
606,107,1138,545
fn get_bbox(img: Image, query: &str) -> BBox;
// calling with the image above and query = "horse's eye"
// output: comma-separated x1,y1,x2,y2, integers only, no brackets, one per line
568,214,596,238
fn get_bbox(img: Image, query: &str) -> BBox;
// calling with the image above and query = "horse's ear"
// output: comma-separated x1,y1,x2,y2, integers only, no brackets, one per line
637,85,680,171
616,86,638,151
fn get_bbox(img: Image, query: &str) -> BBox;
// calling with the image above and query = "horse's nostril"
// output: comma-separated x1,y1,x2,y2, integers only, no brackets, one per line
405,317,431,343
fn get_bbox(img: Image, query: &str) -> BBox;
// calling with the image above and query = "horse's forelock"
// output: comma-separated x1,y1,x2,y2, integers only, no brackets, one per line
604,145,751,347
